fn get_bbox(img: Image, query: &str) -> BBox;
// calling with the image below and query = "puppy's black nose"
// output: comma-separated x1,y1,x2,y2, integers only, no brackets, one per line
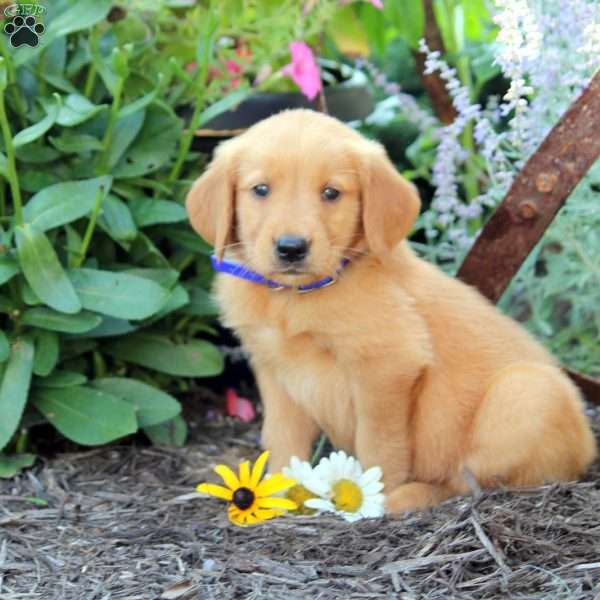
275,235,309,263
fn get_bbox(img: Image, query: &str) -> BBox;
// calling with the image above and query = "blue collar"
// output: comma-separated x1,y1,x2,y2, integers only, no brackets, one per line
210,255,351,293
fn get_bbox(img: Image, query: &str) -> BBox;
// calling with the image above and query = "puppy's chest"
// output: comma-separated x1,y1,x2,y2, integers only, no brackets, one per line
244,323,356,450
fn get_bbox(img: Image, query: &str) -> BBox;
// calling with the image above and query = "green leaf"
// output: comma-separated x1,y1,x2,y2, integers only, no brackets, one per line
33,386,137,446
195,12,219,82
103,333,224,377
22,307,102,333
35,370,87,388
49,132,103,154
68,268,170,320
0,254,19,285
97,194,137,241
0,453,36,478
199,89,250,127
92,377,181,428
13,94,61,148
114,104,182,178
46,0,113,39
118,89,159,120
182,286,219,316
23,176,112,232
15,144,61,163
153,284,189,320
129,198,187,227
0,330,8,363
144,414,187,447
70,316,136,339
385,0,424,49
33,330,59,377
50,94,107,127
0,337,34,451
106,109,145,170
15,224,81,314
0,58,7,91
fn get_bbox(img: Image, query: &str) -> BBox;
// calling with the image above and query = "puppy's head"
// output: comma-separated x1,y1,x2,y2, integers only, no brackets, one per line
186,109,420,285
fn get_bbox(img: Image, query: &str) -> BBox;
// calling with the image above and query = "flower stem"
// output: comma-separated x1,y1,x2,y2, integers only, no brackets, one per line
311,433,327,466
168,95,203,184
96,77,124,176
0,89,23,226
74,185,105,268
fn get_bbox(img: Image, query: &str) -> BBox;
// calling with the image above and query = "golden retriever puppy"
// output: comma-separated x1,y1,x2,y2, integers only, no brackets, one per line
186,109,596,513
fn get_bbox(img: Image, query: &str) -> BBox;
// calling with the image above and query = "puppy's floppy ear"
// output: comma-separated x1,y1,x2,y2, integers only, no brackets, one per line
356,140,421,256
185,142,237,260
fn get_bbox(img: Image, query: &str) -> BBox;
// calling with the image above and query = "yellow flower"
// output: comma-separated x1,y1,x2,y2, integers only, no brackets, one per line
196,450,298,526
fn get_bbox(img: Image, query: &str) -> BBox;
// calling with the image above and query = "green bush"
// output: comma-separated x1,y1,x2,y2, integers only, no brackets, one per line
0,0,252,470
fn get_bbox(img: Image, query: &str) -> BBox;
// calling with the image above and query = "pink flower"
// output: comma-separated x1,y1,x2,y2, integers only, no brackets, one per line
225,388,256,423
224,59,242,75
367,0,384,7
282,41,322,101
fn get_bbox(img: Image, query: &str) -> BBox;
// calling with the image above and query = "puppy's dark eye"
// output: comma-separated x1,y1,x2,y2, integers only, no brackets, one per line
252,183,270,198
322,187,340,202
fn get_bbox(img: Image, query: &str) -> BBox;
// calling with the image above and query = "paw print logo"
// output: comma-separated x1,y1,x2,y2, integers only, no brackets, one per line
4,15,45,48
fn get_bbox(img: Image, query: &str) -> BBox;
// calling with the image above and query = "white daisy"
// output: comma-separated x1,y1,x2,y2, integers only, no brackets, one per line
303,450,385,522
281,456,320,515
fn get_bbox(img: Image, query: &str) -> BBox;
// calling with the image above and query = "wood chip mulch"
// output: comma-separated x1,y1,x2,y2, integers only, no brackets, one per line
1,409,600,600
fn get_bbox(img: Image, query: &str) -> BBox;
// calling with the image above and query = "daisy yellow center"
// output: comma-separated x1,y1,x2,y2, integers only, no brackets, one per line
286,484,317,515
332,479,363,513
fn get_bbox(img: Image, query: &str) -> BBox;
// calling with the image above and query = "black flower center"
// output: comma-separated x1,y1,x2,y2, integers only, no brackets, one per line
232,487,255,510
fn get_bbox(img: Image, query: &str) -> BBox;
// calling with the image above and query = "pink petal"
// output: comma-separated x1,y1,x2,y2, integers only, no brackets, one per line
225,59,242,75
367,0,384,8
225,388,256,422
281,41,322,101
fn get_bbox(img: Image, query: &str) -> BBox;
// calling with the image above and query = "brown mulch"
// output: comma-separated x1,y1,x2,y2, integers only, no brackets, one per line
1,409,600,600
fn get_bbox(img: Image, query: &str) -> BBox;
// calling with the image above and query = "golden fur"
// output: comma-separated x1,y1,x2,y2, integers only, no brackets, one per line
186,109,597,513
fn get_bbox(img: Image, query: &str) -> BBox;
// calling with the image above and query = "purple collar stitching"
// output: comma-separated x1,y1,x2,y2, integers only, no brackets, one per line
210,255,350,293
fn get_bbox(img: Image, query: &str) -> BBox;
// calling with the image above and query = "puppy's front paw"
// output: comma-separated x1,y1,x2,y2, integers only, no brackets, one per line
385,482,454,513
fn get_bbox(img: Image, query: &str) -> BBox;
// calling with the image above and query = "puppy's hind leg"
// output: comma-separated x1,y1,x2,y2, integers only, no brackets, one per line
461,363,597,490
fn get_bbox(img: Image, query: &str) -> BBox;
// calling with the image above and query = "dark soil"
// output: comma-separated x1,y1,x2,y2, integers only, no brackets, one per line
1,408,600,600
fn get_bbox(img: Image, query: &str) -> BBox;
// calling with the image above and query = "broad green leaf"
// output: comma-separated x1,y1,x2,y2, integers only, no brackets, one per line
70,316,136,339
129,198,187,227
114,104,182,178
0,337,34,451
20,281,42,306
50,132,103,154
15,225,81,314
50,94,107,127
33,330,59,377
15,145,61,163
22,307,102,333
144,414,188,447
68,268,170,320
103,333,224,377
92,377,181,428
0,453,36,478
164,227,213,255
118,89,159,119
182,286,219,316
47,0,113,39
0,330,8,362
199,89,250,127
106,110,145,170
385,0,424,49
122,268,179,288
19,169,63,193
97,194,137,241
23,176,112,232
13,95,61,148
35,370,87,388
153,285,189,320
326,5,370,57
0,254,19,285
33,386,137,446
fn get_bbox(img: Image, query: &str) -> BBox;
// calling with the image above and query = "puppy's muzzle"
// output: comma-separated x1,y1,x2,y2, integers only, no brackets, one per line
274,235,310,264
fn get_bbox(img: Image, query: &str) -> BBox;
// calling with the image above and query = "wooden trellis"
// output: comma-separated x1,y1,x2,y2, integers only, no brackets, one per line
457,71,600,404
